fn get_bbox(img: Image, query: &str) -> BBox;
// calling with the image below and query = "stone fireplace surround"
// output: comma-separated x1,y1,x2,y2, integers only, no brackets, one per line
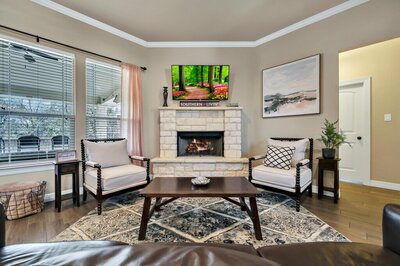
152,107,248,177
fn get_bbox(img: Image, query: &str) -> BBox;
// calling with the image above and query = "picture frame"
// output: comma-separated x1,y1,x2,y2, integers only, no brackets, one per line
262,54,321,118
56,150,77,163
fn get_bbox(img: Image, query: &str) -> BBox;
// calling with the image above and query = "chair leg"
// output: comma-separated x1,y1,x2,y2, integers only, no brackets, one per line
97,200,102,215
296,197,300,212
83,189,87,202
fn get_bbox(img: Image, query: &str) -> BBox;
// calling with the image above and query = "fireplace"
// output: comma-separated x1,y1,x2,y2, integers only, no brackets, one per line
177,131,224,157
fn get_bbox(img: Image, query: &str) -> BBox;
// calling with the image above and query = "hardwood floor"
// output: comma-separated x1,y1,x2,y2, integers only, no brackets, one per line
5,197,96,245
303,182,400,246
4,182,400,246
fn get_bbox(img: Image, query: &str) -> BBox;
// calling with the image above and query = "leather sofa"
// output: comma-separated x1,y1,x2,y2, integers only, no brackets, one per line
1,204,399,265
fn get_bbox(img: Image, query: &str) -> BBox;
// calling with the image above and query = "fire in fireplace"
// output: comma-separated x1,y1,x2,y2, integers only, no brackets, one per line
177,131,224,157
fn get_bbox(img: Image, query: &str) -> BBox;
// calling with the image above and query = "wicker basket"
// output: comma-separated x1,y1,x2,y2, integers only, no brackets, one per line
0,181,46,220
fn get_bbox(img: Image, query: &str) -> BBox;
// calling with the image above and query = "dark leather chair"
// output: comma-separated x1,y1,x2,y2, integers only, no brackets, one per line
51,135,70,150
17,135,40,151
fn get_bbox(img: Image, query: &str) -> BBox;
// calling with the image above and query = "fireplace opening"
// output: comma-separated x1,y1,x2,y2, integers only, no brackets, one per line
177,131,224,157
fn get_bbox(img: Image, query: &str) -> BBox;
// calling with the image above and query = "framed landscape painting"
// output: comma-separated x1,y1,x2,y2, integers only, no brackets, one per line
262,54,320,118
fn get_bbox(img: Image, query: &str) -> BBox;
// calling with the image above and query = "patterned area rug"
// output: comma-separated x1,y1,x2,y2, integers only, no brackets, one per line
52,191,348,248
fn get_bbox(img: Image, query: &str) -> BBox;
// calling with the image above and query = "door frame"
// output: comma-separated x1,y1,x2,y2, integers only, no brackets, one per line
339,77,371,184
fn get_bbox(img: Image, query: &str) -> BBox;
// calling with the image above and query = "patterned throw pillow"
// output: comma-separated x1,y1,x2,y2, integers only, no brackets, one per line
264,145,296,170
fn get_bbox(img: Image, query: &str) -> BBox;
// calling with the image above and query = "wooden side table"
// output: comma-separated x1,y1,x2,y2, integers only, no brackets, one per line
53,160,80,212
317,157,341,203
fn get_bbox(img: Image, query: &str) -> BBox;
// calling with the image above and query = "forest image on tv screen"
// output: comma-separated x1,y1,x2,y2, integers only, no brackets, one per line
171,65,229,100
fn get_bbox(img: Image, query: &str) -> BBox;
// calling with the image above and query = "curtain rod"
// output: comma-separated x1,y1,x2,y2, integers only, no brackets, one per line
0,24,147,71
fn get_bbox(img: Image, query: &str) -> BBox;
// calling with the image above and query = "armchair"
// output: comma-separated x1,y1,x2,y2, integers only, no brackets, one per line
249,138,313,212
81,138,151,215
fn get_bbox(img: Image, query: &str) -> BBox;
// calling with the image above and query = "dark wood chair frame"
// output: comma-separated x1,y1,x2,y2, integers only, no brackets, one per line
81,138,151,215
248,137,313,212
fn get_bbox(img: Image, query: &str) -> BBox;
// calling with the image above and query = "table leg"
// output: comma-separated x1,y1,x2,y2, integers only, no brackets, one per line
334,169,339,204
249,197,262,240
155,197,162,211
54,173,58,209
318,168,323,199
74,171,80,207
72,173,76,205
56,172,61,212
138,197,152,240
239,197,246,211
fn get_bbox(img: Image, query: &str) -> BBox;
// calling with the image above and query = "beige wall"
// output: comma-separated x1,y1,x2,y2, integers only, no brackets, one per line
0,0,400,193
339,37,400,184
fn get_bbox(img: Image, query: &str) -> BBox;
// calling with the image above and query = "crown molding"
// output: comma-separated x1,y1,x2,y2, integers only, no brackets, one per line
31,0,369,48
31,0,148,47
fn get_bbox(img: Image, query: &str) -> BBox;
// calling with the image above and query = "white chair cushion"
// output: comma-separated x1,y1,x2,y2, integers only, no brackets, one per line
252,164,311,189
84,139,131,168
268,138,309,167
85,164,146,192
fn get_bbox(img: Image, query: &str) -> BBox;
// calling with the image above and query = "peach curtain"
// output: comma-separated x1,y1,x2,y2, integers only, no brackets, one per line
121,63,144,158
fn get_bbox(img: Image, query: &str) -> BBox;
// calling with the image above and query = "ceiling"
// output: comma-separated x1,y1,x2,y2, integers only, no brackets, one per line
32,0,368,47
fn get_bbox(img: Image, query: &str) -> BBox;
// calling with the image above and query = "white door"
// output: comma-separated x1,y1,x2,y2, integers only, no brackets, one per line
339,77,370,184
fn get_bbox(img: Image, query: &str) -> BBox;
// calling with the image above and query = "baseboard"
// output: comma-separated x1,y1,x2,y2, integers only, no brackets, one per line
311,185,335,198
340,178,400,192
367,180,400,191
44,187,84,203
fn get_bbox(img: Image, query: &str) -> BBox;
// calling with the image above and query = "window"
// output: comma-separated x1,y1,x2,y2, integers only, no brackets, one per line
86,59,121,139
0,37,75,165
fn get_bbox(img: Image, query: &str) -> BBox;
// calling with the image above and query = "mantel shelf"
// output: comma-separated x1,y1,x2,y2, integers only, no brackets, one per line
158,106,242,111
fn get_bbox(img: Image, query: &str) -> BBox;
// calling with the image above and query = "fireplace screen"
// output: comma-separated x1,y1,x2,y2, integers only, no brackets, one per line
177,131,224,157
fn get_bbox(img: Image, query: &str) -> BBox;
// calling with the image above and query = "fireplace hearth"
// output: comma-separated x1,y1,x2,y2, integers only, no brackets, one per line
177,131,223,157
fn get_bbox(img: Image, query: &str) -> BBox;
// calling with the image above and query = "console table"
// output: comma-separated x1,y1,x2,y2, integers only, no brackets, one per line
53,160,80,212
317,157,341,203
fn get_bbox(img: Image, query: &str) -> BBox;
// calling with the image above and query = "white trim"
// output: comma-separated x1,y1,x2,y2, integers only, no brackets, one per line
339,77,371,183
86,58,121,70
0,33,75,58
30,0,369,48
30,0,148,47
147,41,256,48
341,178,400,192
254,0,369,46
366,180,400,191
0,161,54,176
44,187,84,202
312,185,335,198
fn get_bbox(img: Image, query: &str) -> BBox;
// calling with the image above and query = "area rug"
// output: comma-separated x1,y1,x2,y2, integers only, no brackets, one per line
52,190,349,248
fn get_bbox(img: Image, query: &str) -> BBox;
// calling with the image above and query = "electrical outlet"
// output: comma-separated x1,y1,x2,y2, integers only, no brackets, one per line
384,114,392,122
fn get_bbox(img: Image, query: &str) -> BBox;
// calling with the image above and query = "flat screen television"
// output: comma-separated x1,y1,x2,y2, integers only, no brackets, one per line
171,65,229,100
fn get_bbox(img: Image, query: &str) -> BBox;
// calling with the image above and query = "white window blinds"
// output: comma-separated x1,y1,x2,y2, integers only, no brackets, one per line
86,60,121,139
0,38,75,164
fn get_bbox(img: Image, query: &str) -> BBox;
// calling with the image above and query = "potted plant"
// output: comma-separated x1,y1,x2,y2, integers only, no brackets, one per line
319,119,348,159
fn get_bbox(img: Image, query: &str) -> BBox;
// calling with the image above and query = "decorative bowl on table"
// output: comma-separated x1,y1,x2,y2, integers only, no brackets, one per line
191,176,210,186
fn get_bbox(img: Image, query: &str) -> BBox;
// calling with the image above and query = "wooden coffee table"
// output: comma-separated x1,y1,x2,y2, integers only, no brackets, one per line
138,176,262,240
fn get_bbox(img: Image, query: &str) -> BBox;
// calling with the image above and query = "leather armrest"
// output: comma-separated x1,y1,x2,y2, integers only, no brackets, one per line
86,161,101,168
249,155,266,161
383,204,400,255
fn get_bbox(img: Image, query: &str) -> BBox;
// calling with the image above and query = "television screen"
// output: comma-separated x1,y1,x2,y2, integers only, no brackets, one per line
171,65,229,100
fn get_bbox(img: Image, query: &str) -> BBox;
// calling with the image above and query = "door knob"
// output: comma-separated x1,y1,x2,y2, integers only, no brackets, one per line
357,136,362,140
